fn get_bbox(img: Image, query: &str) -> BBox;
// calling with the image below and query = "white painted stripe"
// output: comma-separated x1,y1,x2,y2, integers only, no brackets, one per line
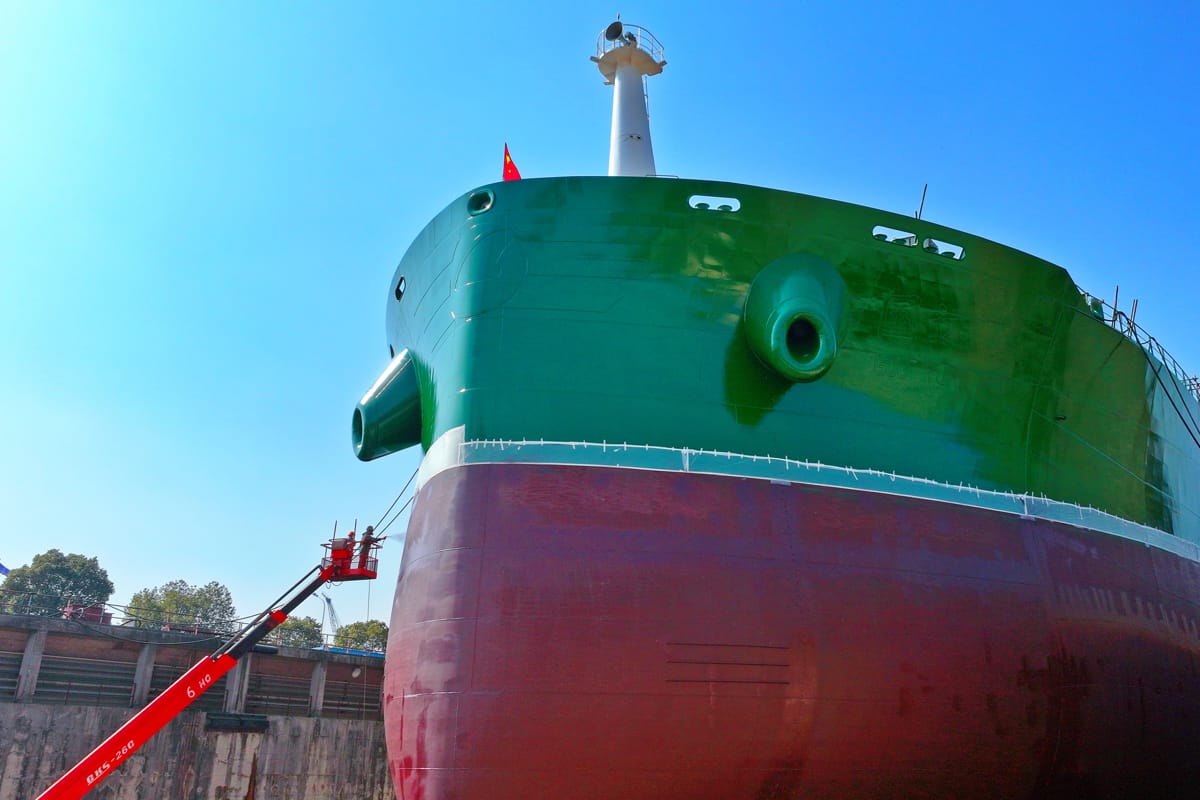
415,429,1200,565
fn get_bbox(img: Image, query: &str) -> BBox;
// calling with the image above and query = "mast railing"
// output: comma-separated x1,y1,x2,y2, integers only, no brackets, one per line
595,23,664,63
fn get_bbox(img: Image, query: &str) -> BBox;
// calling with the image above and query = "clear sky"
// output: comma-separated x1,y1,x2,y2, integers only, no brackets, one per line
2,2,1197,628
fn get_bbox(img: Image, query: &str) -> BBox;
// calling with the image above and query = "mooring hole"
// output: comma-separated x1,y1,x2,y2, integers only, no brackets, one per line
872,225,918,246
787,318,820,363
467,191,494,215
688,194,741,212
922,237,965,260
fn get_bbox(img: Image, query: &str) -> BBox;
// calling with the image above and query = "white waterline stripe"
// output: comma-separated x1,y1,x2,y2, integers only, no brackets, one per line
415,429,1200,565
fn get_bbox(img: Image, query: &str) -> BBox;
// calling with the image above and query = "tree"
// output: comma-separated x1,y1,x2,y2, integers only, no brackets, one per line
334,619,388,652
0,549,114,616
127,579,238,633
270,615,323,648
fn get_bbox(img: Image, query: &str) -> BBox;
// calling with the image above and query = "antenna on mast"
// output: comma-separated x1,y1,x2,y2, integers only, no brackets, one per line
591,20,667,177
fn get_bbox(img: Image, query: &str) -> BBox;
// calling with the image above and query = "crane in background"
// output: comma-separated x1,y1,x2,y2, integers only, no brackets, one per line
319,591,342,646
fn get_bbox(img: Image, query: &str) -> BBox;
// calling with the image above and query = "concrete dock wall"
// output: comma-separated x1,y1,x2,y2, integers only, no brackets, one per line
0,615,392,800
0,705,392,800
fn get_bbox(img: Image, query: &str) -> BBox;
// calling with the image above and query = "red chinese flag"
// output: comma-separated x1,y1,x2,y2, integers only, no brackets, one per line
503,143,521,181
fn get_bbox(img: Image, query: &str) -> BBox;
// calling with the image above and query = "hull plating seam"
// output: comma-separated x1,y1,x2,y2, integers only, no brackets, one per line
416,426,1200,564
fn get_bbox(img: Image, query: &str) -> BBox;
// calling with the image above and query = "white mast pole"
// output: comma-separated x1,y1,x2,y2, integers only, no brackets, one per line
592,22,667,177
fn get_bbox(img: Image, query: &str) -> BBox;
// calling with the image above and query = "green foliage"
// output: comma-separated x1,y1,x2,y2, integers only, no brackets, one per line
271,615,323,648
0,549,114,616
127,579,238,633
334,619,388,652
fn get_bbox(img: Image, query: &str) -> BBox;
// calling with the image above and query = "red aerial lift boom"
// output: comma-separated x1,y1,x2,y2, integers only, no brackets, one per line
35,533,383,800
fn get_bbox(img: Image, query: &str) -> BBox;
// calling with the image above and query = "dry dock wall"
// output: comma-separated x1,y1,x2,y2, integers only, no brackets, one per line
0,705,391,800
0,615,392,800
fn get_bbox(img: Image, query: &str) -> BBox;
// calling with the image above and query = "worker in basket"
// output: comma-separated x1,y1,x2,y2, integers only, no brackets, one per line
357,525,386,570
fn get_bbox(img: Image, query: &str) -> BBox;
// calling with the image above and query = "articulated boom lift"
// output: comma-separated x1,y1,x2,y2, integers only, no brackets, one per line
35,534,383,800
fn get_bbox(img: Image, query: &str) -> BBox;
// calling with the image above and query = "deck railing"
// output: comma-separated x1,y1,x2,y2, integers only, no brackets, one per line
1079,289,1199,406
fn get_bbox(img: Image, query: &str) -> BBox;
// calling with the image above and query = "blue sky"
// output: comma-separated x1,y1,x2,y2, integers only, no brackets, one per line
2,2,1197,628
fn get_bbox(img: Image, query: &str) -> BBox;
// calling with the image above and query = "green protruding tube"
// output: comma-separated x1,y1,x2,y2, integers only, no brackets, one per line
743,254,846,382
353,349,422,461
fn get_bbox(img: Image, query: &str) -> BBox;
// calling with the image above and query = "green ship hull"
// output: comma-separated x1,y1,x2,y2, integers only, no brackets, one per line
361,176,1198,542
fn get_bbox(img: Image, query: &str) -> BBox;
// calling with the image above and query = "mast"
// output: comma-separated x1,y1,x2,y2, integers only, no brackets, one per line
591,20,667,177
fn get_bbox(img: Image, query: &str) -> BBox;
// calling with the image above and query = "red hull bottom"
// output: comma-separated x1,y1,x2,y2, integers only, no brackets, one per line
384,464,1200,799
